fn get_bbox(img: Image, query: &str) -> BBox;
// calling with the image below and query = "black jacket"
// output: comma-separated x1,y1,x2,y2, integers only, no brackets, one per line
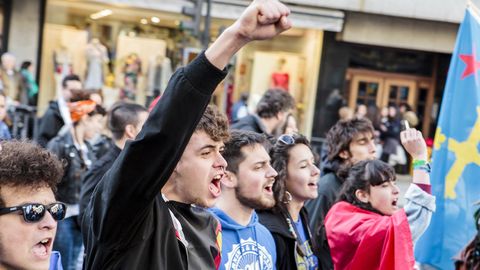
230,114,267,134
81,52,227,270
258,208,318,270
38,101,64,147
79,145,121,220
47,131,96,205
304,164,343,270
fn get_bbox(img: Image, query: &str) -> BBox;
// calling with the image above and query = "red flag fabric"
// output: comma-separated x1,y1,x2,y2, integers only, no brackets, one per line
325,201,415,270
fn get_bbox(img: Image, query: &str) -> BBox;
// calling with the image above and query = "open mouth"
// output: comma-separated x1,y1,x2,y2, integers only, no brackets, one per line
307,182,317,188
209,174,222,198
32,238,52,259
392,199,398,207
264,183,274,195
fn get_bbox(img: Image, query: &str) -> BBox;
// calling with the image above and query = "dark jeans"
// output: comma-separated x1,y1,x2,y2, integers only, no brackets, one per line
53,216,83,270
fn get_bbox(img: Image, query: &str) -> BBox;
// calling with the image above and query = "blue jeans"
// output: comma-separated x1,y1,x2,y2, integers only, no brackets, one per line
53,216,83,270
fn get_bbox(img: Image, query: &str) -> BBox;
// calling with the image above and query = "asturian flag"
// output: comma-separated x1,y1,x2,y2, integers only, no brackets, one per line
415,6,480,270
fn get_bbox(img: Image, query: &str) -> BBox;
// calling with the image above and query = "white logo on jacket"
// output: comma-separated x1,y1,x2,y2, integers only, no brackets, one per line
225,237,273,270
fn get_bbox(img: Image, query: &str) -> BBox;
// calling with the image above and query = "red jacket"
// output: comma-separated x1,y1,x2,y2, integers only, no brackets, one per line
325,201,414,270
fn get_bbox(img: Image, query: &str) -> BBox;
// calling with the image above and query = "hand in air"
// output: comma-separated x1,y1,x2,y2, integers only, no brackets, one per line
400,128,428,160
232,0,292,42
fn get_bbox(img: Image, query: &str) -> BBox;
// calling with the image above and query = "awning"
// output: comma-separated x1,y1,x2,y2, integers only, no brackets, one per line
88,0,344,32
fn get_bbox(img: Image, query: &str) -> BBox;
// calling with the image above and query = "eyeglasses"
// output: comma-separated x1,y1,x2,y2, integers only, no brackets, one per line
0,202,67,223
277,134,295,145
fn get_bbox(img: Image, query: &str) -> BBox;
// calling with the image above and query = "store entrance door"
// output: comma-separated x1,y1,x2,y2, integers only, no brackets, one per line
346,68,434,136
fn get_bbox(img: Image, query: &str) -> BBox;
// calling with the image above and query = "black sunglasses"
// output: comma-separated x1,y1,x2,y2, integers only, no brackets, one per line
277,134,295,145
0,202,67,223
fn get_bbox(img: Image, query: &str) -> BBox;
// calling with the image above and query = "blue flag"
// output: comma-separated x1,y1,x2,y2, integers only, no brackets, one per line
415,7,480,270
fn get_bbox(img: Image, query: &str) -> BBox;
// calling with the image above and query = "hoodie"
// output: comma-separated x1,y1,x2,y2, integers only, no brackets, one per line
211,208,277,270
230,114,268,134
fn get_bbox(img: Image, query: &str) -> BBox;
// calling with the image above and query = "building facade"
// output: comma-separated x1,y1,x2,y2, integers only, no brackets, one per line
2,0,476,141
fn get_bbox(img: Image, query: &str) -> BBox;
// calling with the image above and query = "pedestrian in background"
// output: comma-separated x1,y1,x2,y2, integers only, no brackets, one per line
47,96,103,270
20,61,39,106
232,89,295,136
231,92,249,123
305,118,377,270
37,74,82,147
79,101,148,220
0,91,11,140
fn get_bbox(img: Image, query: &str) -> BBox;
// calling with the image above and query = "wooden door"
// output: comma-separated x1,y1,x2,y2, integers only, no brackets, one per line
381,79,417,108
348,75,384,108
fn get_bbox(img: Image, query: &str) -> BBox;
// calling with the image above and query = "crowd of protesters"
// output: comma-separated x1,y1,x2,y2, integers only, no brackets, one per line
0,1,437,270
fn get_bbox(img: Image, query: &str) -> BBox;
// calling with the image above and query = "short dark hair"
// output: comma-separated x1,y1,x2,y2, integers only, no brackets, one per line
223,130,269,174
70,89,91,102
270,134,312,211
195,105,230,142
0,140,64,207
62,74,81,88
256,89,295,118
326,118,374,165
20,61,32,70
107,102,148,140
338,159,395,215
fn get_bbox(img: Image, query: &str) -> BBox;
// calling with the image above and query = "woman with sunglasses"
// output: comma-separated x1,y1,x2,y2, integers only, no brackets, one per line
258,134,320,270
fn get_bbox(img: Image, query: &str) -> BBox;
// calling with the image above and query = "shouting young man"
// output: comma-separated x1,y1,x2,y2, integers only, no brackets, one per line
305,117,377,269
0,140,66,270
81,1,292,269
211,130,278,269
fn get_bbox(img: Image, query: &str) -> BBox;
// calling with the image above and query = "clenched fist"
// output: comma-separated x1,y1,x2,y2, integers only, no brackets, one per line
400,128,428,161
231,0,292,42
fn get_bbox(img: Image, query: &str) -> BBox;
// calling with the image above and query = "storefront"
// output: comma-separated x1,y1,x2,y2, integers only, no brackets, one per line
38,0,344,136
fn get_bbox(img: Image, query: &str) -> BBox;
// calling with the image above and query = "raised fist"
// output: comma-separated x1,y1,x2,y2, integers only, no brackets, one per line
400,128,428,160
231,0,292,42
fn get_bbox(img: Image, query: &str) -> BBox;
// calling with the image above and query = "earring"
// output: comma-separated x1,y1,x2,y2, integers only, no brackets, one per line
283,191,292,204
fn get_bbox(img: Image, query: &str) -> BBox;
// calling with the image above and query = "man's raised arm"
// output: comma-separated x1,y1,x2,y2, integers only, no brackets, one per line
84,0,292,245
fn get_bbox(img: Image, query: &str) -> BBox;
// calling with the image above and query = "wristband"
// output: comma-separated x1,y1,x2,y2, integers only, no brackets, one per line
413,160,431,173
412,159,429,167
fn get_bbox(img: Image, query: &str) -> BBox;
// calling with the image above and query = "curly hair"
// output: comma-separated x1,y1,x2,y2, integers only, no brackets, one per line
223,130,269,174
0,140,64,207
338,159,396,215
326,118,374,165
196,105,230,142
256,89,295,119
270,134,312,212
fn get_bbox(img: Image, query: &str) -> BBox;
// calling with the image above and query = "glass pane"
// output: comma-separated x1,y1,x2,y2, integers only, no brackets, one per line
358,81,378,98
358,82,367,97
367,99,376,106
418,87,428,101
366,83,378,97
389,86,398,99
399,86,409,100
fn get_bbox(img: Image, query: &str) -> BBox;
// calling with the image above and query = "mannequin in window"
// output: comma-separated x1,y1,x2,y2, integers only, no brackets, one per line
53,44,74,80
271,57,289,91
121,53,142,101
0,53,25,104
146,54,172,99
84,38,109,91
